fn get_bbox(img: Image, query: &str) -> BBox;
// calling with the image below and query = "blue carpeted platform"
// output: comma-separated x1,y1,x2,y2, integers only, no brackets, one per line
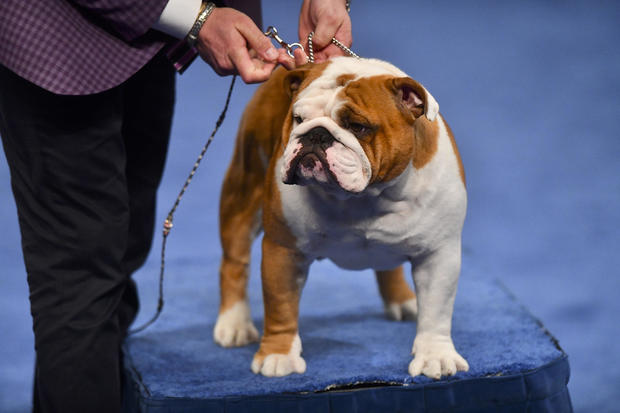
122,260,572,412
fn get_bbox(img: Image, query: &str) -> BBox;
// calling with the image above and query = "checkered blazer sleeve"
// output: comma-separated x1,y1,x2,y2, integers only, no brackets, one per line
0,0,263,95
68,0,170,41
0,0,173,94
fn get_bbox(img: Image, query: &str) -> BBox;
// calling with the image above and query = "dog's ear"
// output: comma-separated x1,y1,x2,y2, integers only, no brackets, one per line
283,65,311,98
390,77,439,121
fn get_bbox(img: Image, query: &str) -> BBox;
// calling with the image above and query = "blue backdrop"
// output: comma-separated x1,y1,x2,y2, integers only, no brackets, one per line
1,1,619,411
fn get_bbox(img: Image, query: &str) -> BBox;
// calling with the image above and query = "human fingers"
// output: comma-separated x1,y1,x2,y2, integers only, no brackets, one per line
298,0,352,61
230,46,277,83
236,19,279,63
332,15,353,48
195,8,242,75
196,8,279,78
311,12,341,49
298,0,312,49
300,0,349,46
294,47,309,66
276,47,309,70
276,49,296,70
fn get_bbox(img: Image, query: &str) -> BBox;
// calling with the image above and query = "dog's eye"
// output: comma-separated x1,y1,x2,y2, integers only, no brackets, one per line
349,122,368,135
293,115,303,124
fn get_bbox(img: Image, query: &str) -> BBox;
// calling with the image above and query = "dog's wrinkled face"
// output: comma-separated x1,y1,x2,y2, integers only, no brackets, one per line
280,57,439,195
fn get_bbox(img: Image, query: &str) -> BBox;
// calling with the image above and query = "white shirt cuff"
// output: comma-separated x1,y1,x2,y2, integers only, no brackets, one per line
153,0,203,39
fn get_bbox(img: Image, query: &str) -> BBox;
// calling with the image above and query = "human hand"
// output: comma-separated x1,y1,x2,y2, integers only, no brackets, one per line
298,0,352,63
263,26,309,70
275,47,309,70
196,7,305,83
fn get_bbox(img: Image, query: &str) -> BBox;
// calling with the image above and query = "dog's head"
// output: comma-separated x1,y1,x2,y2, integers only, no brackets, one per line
280,57,440,196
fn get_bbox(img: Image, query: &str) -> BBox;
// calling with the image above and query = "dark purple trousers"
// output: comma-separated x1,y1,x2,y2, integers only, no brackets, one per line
0,53,175,413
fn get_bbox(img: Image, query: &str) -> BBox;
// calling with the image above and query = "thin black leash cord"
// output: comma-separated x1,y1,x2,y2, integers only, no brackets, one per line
129,75,237,336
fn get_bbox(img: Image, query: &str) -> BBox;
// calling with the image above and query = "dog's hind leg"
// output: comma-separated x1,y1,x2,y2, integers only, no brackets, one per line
375,266,417,320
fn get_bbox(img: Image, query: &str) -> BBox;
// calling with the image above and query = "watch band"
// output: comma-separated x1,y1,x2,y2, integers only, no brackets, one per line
186,2,216,47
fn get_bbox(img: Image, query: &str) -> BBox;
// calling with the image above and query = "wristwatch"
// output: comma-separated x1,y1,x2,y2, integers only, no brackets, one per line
186,2,216,47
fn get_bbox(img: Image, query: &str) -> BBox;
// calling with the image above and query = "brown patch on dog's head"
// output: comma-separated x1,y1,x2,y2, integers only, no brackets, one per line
283,61,330,98
336,74,356,87
336,75,440,184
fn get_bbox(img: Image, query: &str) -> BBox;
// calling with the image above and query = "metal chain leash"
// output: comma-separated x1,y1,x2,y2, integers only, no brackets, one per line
264,26,360,64
307,31,360,63
264,26,304,58
129,75,237,335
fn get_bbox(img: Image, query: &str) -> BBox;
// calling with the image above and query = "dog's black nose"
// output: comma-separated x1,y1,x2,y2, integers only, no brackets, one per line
303,127,334,149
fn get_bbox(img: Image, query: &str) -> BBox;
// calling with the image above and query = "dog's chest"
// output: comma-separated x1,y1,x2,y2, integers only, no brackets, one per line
299,206,424,270
277,167,435,271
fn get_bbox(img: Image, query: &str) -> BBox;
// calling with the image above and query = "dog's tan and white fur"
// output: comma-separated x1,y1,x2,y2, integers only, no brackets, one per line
214,57,468,379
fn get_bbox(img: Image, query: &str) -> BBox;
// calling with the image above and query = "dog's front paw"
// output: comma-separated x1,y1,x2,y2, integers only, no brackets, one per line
408,334,468,379
213,301,259,347
251,353,306,377
251,335,306,377
385,297,417,321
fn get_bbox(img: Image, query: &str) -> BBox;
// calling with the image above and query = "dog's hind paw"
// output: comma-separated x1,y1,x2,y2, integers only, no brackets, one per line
385,297,417,321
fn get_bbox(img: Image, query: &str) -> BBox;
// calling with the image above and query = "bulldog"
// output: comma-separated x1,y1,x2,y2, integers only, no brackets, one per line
213,56,468,380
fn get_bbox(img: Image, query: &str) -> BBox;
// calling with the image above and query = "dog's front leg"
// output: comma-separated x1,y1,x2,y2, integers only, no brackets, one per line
251,237,309,377
409,240,469,379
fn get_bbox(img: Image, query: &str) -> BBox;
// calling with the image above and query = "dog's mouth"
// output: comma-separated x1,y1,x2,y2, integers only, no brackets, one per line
283,127,339,186
283,146,338,186
281,119,372,194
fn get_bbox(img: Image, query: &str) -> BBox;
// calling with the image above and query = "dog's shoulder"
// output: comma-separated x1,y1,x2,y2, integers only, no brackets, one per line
236,67,291,159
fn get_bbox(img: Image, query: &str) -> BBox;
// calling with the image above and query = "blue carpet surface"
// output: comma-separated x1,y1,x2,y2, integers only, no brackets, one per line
2,1,620,412
123,262,571,411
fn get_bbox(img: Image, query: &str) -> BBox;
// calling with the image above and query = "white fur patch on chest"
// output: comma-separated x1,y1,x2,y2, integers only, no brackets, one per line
277,116,466,271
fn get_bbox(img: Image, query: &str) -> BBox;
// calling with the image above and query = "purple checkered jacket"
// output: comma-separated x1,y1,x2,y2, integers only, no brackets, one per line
0,0,262,95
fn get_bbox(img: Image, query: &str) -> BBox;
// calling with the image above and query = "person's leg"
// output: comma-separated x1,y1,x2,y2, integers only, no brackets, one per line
1,64,130,412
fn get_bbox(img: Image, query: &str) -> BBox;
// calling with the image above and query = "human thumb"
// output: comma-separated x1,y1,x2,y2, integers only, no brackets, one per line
238,23,279,62
311,18,336,49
